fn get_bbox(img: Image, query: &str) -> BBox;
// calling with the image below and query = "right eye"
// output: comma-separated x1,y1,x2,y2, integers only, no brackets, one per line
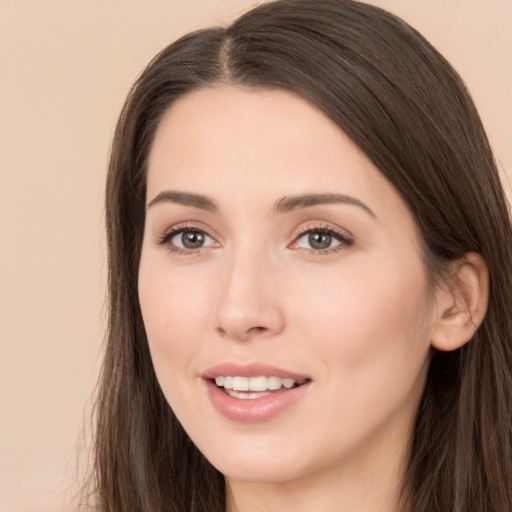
173,229,213,249
158,227,217,253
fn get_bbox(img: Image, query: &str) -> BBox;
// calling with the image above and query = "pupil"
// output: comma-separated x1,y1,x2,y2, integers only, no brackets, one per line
309,231,331,249
182,231,204,248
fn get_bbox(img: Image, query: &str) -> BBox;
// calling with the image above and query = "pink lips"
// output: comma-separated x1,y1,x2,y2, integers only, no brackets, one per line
202,362,311,423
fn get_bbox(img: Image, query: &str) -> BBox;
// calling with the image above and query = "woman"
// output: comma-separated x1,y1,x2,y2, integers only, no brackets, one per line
90,0,512,510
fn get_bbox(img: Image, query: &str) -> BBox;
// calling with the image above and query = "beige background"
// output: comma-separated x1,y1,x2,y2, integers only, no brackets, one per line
1,1,510,510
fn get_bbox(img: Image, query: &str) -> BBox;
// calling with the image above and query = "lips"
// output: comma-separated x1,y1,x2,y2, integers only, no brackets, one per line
202,363,311,422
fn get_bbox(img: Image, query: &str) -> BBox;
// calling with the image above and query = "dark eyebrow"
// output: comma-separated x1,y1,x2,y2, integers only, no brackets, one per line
146,190,217,212
274,193,376,218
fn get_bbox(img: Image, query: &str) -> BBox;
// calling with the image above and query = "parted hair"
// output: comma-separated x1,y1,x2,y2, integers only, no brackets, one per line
90,1,512,510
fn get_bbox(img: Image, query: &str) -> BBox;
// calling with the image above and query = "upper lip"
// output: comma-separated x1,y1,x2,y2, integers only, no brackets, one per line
202,362,310,381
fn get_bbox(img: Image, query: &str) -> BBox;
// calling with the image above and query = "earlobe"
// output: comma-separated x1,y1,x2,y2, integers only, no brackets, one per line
431,252,489,352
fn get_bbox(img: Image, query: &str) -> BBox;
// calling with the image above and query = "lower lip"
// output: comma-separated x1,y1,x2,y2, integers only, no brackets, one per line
204,379,310,423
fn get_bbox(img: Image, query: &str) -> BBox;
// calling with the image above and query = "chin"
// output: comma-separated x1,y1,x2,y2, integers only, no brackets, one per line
193,430,319,484
215,456,305,485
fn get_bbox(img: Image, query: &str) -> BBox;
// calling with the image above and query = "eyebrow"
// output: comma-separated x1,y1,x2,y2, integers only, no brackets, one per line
147,191,217,212
274,193,376,217
146,190,375,218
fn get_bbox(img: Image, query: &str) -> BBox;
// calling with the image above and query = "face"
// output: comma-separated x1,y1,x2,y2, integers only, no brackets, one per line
138,86,438,486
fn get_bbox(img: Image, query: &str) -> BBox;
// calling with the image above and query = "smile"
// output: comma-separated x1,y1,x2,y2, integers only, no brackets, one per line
203,364,311,422
214,375,305,399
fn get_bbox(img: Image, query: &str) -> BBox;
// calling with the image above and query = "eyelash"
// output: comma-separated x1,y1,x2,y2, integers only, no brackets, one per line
291,224,354,255
156,223,217,256
156,223,354,256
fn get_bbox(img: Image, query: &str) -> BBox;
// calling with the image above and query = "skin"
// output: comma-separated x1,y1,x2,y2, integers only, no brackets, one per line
138,86,453,511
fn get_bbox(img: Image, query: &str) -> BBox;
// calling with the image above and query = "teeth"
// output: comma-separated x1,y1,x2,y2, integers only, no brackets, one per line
282,378,295,389
248,376,267,391
214,375,303,392
267,376,282,390
232,376,249,391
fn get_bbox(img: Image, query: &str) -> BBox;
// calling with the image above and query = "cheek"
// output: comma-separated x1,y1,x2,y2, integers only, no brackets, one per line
138,258,211,392
138,274,209,432
285,259,433,459
139,247,211,333
291,256,433,379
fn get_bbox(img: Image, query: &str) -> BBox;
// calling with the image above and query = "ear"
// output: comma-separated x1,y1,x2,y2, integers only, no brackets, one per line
431,252,489,352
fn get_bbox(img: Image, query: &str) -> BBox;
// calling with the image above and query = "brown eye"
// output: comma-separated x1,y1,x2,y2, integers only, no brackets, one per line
161,228,216,251
180,230,205,249
292,227,352,253
308,231,332,250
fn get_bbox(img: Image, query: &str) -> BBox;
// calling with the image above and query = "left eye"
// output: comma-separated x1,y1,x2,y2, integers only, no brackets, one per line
170,229,216,250
293,229,345,251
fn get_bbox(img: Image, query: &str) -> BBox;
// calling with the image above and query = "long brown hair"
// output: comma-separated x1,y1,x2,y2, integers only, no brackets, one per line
91,1,512,510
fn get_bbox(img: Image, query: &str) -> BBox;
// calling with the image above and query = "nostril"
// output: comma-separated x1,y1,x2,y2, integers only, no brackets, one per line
215,325,268,341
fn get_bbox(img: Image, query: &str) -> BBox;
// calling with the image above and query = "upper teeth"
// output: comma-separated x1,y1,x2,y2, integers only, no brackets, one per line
215,375,299,391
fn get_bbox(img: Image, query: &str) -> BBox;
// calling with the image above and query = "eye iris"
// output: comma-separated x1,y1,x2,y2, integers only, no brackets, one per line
181,230,204,249
308,231,331,249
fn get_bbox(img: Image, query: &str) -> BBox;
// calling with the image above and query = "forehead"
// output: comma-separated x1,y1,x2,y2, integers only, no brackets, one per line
146,85,411,226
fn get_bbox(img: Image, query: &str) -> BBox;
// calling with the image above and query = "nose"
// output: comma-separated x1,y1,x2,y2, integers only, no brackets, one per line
214,249,285,342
